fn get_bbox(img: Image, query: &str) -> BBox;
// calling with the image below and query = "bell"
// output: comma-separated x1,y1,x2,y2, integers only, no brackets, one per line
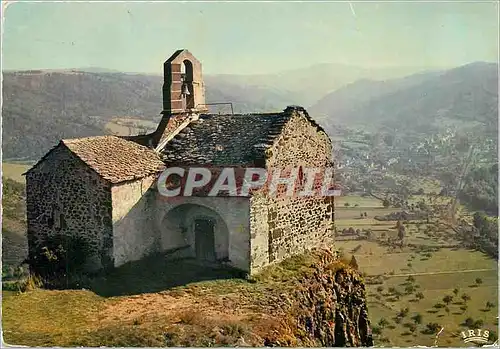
181,83,191,96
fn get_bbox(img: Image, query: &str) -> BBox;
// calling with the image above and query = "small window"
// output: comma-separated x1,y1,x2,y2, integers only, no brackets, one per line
298,166,305,186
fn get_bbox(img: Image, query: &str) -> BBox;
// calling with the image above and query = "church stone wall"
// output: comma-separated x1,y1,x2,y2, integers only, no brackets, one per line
26,145,113,273
111,174,158,267
249,111,334,274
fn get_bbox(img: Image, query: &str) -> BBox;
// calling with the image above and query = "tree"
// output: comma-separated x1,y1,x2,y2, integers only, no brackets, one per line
378,318,389,328
485,301,495,310
443,295,453,306
372,326,382,335
407,276,415,283
475,278,483,286
461,293,471,303
398,307,409,318
349,255,359,270
425,322,441,333
382,199,390,208
398,225,405,241
412,313,422,325
464,317,475,328
366,229,372,239
453,288,459,296
376,286,384,293
405,284,415,295
344,202,350,207
474,319,484,328
408,323,417,335
396,220,403,229
364,212,368,217
415,292,424,301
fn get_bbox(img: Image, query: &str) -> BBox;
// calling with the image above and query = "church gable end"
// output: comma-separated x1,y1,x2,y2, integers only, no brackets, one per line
26,143,114,275
249,107,334,273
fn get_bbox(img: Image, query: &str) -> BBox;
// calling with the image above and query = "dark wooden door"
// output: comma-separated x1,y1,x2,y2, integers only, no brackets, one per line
194,218,216,261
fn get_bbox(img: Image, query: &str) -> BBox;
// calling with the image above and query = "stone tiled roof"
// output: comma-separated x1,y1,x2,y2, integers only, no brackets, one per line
161,111,290,165
161,106,328,165
61,136,165,183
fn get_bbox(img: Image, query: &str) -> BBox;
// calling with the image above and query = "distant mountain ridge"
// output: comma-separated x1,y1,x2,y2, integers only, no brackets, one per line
309,62,498,135
2,62,497,160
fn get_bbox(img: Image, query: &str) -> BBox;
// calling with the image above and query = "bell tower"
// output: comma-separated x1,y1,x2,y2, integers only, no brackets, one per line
151,49,209,150
162,49,208,115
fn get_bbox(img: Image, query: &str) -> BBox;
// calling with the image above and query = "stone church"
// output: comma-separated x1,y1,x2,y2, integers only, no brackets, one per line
25,49,335,276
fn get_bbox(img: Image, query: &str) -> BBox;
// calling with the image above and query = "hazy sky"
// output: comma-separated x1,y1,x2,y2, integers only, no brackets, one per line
2,1,499,75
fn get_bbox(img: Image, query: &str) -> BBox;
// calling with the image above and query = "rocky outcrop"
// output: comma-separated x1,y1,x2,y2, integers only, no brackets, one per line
265,249,373,347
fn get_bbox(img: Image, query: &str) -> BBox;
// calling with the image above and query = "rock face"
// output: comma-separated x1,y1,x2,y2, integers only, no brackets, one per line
273,249,373,347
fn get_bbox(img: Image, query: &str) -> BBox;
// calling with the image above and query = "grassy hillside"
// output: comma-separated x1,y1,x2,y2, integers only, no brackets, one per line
2,71,163,160
2,250,373,347
2,176,28,274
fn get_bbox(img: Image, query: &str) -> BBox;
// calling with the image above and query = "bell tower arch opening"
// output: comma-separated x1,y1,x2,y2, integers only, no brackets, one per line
181,59,195,110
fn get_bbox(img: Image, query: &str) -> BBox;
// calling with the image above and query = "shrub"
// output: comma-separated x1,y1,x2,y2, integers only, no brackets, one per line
398,307,409,318
29,234,93,279
378,318,390,328
423,322,441,334
18,274,43,292
442,295,453,305
405,285,415,295
434,303,444,309
463,317,475,327
412,314,422,325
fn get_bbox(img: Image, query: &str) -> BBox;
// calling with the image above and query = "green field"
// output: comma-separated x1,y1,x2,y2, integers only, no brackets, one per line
2,162,32,183
105,117,157,136
335,195,498,347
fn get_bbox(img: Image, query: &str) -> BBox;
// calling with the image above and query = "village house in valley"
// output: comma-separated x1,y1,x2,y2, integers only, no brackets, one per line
25,50,335,276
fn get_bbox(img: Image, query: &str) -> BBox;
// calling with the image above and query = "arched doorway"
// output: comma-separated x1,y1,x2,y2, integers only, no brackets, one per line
161,204,229,262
